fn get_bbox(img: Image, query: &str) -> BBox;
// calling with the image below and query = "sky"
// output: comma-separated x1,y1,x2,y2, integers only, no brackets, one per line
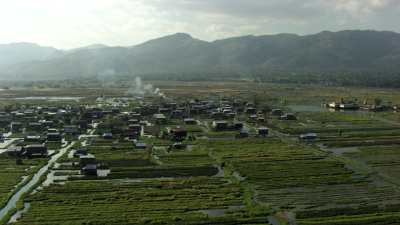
0,0,399,49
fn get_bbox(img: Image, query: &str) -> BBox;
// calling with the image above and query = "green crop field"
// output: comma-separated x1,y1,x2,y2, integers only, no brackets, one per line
0,155,46,208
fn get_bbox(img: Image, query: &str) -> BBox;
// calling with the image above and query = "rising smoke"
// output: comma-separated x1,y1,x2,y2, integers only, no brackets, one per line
127,77,165,97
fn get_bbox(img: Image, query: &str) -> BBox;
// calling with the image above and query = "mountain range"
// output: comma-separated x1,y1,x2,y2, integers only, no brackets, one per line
1,30,400,80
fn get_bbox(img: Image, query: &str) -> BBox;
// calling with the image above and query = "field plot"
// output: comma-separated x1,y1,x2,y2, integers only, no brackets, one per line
207,138,400,224
15,177,269,225
343,145,400,184
270,111,400,146
74,138,219,179
272,111,397,134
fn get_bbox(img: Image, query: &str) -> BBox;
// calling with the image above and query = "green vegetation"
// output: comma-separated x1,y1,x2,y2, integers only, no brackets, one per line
0,155,46,209
15,178,269,225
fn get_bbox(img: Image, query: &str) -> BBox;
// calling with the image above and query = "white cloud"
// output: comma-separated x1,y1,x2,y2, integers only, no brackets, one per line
0,0,399,49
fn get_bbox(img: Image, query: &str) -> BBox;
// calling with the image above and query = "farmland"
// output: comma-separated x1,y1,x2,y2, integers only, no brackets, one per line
0,155,46,209
1,81,400,224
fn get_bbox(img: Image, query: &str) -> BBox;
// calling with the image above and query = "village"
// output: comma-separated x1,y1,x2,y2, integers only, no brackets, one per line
0,92,282,178
1,81,400,224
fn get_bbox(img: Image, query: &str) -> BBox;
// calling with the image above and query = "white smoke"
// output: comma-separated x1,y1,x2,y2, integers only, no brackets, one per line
154,87,166,98
127,77,165,98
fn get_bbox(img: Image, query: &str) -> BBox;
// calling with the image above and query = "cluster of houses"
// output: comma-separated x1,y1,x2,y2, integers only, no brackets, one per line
327,99,400,112
0,105,96,159
0,94,302,171
0,106,90,141
7,144,48,158
92,98,240,137
328,101,360,110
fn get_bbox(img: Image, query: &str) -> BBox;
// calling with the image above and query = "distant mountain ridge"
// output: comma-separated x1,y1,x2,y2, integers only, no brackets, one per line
0,42,60,68
1,30,400,80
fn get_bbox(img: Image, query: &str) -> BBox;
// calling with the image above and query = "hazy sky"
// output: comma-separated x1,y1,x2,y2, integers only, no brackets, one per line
0,0,399,49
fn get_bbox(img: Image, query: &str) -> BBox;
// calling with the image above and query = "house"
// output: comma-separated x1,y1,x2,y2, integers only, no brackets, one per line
47,128,59,133
7,146,23,157
271,109,283,116
212,121,228,131
211,111,224,120
226,112,237,119
78,120,89,130
153,114,167,124
24,135,42,143
248,114,258,122
171,127,188,141
233,100,243,108
124,130,140,140
80,154,96,167
63,125,79,135
184,118,197,125
171,110,184,118
222,108,233,115
47,132,62,142
299,133,318,141
81,164,97,176
102,133,113,139
73,148,88,157
365,105,390,112
280,113,297,121
339,103,359,110
111,108,120,114
139,120,148,126
40,120,54,129
190,105,207,115
233,122,244,130
169,142,187,150
23,144,48,157
166,103,177,109
102,110,113,116
245,107,257,114
0,113,11,128
159,108,171,114
236,129,249,138
10,122,23,133
141,105,158,116
128,119,140,124
43,112,57,120
130,113,142,120
258,127,269,137
328,102,340,109
135,143,147,150
128,124,142,133
27,122,43,132
12,112,25,121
